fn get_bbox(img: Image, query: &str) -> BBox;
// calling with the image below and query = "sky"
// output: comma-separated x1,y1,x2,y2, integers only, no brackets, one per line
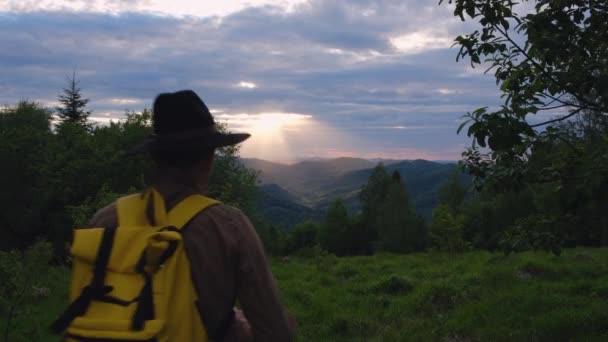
0,0,513,163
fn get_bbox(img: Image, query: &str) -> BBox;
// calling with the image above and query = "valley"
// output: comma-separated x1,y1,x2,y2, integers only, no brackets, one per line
243,157,469,228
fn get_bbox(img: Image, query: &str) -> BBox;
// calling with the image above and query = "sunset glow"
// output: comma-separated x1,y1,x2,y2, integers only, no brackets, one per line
217,112,312,161
0,0,490,162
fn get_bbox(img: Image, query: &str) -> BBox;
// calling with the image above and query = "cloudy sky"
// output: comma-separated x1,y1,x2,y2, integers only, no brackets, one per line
0,0,508,162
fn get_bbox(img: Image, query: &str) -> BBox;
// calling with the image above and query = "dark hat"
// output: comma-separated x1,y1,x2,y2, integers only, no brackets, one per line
126,90,250,155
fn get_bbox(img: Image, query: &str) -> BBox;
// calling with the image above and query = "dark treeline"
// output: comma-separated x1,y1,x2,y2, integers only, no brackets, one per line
2,34,608,258
0,93,257,259
261,111,608,256
2,97,608,259
272,164,428,256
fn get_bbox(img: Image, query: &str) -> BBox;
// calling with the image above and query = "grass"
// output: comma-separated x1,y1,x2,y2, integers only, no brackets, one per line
3,248,608,341
274,248,608,341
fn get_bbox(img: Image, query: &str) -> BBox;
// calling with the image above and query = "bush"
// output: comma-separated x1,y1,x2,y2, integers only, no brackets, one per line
430,205,468,253
65,183,124,227
0,241,53,341
314,251,338,273
500,217,562,256
295,245,324,259
286,221,320,254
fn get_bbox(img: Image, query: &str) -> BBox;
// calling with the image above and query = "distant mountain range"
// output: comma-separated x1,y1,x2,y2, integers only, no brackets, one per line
242,157,468,228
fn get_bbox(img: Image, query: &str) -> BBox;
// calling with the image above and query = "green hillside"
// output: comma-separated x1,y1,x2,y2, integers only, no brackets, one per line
254,184,322,228
244,158,469,226
274,248,608,341
243,157,375,197
9,248,607,341
314,160,470,219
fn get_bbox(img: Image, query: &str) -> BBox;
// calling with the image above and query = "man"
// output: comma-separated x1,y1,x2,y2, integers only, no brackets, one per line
89,90,294,341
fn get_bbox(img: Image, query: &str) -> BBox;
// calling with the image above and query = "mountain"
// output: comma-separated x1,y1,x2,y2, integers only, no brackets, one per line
241,158,290,184
243,157,373,178
242,157,375,206
254,184,321,228
242,157,468,227
324,160,468,219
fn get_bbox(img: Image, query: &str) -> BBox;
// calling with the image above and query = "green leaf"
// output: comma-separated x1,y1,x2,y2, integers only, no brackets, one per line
457,120,470,134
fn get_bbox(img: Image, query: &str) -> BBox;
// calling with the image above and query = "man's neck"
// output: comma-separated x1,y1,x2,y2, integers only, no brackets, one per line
151,165,209,195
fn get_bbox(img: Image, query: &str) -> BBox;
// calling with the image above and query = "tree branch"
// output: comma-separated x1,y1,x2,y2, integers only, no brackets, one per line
530,107,585,128
541,93,580,108
537,104,570,111
489,16,601,111
542,92,568,107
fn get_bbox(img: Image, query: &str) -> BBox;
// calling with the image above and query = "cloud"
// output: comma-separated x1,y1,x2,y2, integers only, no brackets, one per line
0,0,503,160
390,31,453,54
105,97,144,105
0,0,308,18
236,81,257,89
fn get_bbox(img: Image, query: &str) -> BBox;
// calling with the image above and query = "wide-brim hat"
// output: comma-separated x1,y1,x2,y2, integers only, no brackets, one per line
126,90,250,155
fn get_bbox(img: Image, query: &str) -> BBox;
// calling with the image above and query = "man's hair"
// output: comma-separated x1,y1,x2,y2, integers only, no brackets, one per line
151,147,215,169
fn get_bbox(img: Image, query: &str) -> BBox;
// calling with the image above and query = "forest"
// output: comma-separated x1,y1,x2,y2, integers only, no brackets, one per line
1,0,607,340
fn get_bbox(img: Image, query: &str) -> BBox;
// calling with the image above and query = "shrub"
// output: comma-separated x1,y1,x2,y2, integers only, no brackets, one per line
500,218,562,256
285,221,320,254
430,205,468,253
0,241,53,340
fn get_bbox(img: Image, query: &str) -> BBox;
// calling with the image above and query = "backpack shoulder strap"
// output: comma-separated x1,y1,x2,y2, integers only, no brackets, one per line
116,194,144,226
117,190,168,227
168,194,221,229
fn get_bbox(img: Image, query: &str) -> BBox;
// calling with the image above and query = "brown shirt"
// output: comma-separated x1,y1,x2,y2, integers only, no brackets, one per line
89,176,293,342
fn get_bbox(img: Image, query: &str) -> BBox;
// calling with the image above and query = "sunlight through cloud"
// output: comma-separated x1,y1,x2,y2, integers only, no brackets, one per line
218,112,310,162
237,81,257,89
390,31,452,54
436,88,457,95
216,112,357,163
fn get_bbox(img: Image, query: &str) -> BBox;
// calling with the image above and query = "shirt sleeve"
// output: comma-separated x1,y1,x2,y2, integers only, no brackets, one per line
181,205,294,342
88,203,117,228
235,214,294,342
181,207,239,341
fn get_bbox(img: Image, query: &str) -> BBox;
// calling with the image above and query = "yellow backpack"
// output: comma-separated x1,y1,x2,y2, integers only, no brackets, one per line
51,188,219,341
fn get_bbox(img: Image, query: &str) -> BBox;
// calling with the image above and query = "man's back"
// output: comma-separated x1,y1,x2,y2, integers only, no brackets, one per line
89,177,293,341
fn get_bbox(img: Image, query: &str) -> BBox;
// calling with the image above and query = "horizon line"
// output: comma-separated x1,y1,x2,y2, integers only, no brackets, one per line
238,156,460,166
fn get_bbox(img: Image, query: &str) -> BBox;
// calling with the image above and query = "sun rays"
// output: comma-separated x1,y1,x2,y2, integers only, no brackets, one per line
216,112,357,163
215,112,309,162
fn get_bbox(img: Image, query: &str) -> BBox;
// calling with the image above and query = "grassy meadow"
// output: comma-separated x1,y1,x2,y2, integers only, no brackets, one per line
3,248,608,341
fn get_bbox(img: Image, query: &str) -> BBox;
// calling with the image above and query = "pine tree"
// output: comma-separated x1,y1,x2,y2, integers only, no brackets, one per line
56,71,91,125
376,171,427,253
358,163,391,250
319,199,351,256
439,172,467,213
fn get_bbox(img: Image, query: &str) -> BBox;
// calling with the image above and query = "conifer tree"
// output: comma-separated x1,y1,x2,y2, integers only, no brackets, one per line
56,71,91,125
376,171,427,253
439,172,467,213
319,199,351,255
358,163,391,250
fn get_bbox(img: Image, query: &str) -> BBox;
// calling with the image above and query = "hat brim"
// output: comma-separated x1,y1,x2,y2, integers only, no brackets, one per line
124,132,251,156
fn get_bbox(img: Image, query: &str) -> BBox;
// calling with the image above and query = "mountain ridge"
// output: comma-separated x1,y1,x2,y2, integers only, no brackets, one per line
243,157,467,228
